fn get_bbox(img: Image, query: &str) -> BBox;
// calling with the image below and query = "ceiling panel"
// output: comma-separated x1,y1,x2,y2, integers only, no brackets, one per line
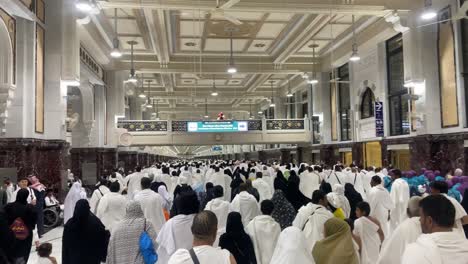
204,39,248,52
197,79,227,86
119,36,147,49
220,11,265,21
313,24,349,39
298,40,330,53
179,38,201,51
177,10,208,19
256,23,286,38
112,19,140,34
247,39,273,52
267,13,293,21
103,8,135,18
180,21,204,37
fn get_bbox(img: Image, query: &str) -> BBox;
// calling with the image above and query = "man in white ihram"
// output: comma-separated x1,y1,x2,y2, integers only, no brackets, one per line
230,183,260,226
402,195,468,264
367,175,394,238
292,190,333,252
299,166,321,199
378,196,423,264
252,172,273,202
389,169,410,233
96,181,127,232
168,210,236,264
126,166,146,200
245,200,281,264
134,177,166,233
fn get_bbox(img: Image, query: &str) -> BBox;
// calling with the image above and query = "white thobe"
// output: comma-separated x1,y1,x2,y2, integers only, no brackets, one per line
270,226,314,264
368,185,394,237
208,172,225,188
204,197,230,230
96,192,127,232
157,173,173,194
389,178,410,232
89,185,110,214
252,178,273,202
363,171,376,197
354,217,381,264
245,215,281,264
230,191,260,226
168,245,231,264
11,187,36,204
157,214,195,264
126,172,147,199
402,231,468,264
134,189,166,232
299,172,321,199
326,171,346,187
443,194,468,235
223,174,232,201
292,203,333,252
378,217,422,264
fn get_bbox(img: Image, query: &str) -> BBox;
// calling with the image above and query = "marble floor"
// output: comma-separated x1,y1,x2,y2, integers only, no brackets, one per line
29,227,63,264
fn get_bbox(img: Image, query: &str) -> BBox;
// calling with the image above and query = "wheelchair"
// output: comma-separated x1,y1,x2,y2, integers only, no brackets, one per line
43,205,63,228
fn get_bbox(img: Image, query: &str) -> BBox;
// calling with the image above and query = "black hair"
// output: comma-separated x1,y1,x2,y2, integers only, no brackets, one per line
205,182,214,190
356,201,371,216
371,175,382,185
37,242,52,258
239,183,248,192
141,177,152,189
392,169,402,178
109,181,120,192
311,190,326,204
430,181,449,194
420,195,455,228
261,200,274,215
176,191,200,215
256,171,263,178
136,166,142,172
215,167,220,172
213,185,224,198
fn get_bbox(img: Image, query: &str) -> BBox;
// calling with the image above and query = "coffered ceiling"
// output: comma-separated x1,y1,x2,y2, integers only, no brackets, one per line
79,0,416,118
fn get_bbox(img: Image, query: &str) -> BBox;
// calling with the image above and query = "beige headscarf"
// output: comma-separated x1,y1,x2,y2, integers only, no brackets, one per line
312,217,359,264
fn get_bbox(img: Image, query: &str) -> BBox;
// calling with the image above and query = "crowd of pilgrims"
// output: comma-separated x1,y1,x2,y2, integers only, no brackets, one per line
1,160,468,264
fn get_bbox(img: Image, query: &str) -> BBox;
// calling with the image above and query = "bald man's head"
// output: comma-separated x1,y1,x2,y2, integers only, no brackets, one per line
191,211,218,244
407,196,423,217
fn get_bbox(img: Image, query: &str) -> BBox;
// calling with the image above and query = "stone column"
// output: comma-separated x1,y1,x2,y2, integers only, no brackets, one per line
298,146,312,164
118,151,138,173
280,149,291,164
274,97,286,119
295,92,303,118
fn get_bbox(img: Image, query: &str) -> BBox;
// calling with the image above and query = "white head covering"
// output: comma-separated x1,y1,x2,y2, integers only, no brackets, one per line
326,192,342,209
158,185,172,211
455,168,463,176
333,184,345,195
270,227,314,264
63,182,85,224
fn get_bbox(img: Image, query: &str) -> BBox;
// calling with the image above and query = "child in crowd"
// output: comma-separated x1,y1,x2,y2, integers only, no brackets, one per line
36,243,57,264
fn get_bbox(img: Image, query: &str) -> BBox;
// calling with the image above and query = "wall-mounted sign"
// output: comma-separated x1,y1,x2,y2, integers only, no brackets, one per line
187,121,248,133
212,146,223,151
375,101,384,137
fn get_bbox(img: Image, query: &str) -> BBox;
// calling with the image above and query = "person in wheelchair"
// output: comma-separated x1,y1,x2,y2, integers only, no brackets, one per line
43,190,63,228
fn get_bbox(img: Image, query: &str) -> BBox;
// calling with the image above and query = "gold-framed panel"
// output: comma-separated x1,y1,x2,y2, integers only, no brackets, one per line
36,0,45,23
0,8,16,84
438,6,459,128
331,80,338,141
35,24,44,133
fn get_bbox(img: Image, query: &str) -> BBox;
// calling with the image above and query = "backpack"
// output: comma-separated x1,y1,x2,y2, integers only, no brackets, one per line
139,220,157,264
10,217,29,240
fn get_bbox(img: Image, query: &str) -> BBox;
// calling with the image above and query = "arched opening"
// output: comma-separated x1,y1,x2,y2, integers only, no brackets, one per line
0,18,13,85
360,87,375,119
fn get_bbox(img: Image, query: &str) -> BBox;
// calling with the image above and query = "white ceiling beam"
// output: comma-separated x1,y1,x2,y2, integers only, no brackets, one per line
98,0,394,16
273,14,333,64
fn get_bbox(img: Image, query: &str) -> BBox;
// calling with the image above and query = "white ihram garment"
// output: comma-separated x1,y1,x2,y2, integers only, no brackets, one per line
96,192,127,232
270,226,314,264
389,178,410,233
292,203,333,252
156,214,196,264
354,217,381,264
230,191,260,226
252,178,273,202
245,215,281,264
368,185,394,237
134,189,166,233
204,197,230,229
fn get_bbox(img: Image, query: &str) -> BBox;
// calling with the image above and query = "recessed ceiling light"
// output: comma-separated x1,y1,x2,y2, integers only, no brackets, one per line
421,11,437,20
254,43,266,48
185,42,197,47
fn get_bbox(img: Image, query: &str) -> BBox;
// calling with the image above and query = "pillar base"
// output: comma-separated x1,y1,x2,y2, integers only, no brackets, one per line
70,148,117,185
0,138,69,195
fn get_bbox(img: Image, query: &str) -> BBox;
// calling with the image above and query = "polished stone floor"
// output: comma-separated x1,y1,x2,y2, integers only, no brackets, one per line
29,227,63,264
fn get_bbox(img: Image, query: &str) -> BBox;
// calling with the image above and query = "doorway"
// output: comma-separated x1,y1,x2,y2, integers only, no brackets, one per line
363,141,382,168
390,149,411,170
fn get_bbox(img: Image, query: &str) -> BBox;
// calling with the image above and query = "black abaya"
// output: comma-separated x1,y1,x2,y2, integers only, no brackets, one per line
62,200,110,264
219,212,257,264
